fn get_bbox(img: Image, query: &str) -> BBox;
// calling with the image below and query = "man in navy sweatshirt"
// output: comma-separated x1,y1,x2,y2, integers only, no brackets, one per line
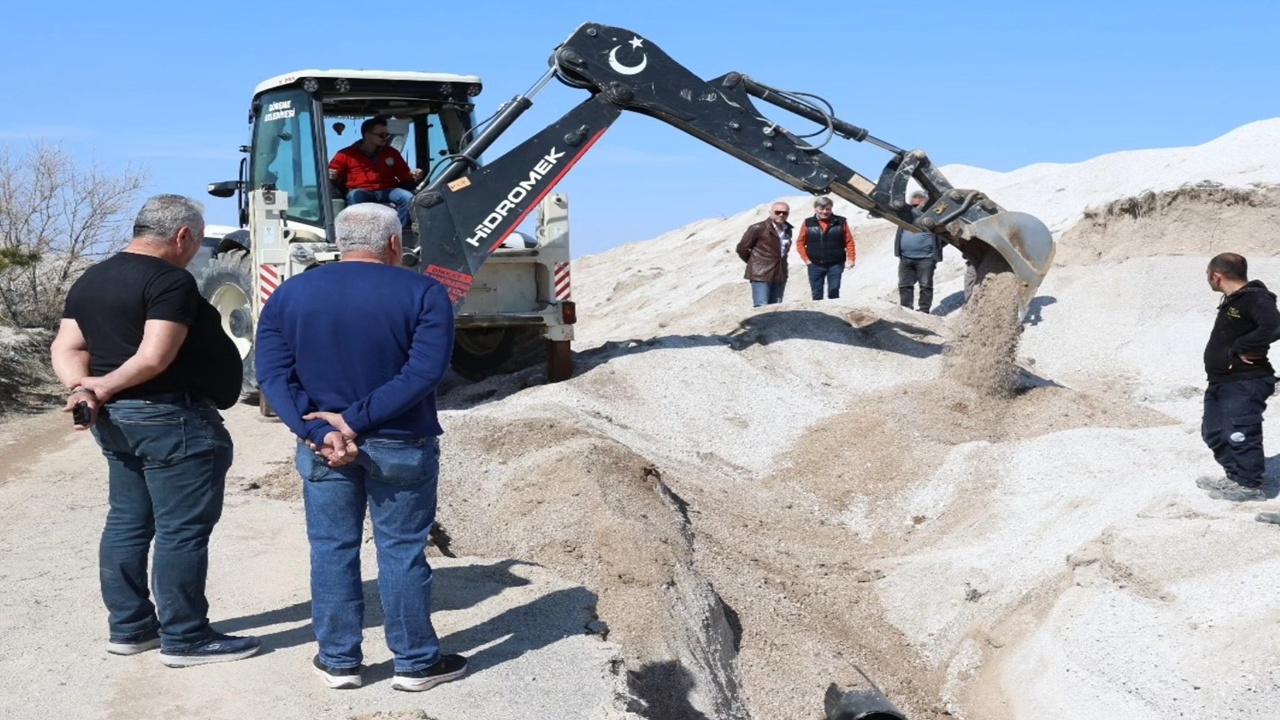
255,203,466,692
1196,252,1280,503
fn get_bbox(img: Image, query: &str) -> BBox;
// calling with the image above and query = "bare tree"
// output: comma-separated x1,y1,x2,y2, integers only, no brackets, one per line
0,142,148,327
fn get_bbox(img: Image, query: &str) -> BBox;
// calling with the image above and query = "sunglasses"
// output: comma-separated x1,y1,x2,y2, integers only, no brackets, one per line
772,210,789,216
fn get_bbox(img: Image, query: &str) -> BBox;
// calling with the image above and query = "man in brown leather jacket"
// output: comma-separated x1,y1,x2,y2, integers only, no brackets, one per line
735,202,793,307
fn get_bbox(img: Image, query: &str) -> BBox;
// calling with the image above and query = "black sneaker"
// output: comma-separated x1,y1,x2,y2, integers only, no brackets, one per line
158,632,261,668
312,654,362,689
106,628,161,656
391,654,468,692
1211,484,1266,503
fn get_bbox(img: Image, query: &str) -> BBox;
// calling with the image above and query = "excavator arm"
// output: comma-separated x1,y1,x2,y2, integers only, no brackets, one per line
410,22,1055,316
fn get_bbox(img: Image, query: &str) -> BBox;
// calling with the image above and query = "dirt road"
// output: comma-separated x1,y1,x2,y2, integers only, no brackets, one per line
0,405,639,720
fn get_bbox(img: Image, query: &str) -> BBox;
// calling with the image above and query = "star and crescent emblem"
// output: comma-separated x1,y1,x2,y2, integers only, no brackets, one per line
608,36,648,75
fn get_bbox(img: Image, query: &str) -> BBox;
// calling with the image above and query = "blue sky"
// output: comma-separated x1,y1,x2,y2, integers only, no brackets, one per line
2,0,1276,257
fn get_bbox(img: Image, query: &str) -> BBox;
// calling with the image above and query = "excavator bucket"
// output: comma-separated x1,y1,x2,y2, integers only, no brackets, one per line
964,210,1056,319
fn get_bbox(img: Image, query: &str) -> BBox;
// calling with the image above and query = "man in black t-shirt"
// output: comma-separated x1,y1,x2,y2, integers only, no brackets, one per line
50,194,260,667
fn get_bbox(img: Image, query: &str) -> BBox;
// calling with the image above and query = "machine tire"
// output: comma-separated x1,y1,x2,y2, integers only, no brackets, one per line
450,326,545,381
547,340,573,383
198,249,257,396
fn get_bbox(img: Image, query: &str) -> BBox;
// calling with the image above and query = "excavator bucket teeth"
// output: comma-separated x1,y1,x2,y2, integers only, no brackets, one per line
966,211,1056,318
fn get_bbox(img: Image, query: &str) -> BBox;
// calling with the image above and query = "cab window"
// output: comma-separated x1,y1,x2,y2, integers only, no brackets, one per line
250,89,323,224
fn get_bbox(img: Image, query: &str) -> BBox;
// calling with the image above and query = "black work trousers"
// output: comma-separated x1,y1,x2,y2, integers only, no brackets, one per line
898,257,937,312
1202,376,1277,485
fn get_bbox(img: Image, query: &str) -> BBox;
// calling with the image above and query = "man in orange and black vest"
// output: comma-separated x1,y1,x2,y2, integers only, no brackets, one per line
796,196,856,301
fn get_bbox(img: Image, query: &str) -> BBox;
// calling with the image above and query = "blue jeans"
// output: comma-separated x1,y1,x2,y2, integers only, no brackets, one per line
298,436,442,672
750,281,786,307
91,398,233,649
806,263,844,300
346,188,413,228
1202,376,1277,485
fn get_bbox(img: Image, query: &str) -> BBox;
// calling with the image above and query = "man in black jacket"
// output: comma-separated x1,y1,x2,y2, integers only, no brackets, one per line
1196,253,1280,502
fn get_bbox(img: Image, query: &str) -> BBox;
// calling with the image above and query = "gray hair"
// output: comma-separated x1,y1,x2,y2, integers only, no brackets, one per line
335,203,401,254
909,190,928,201
813,196,834,208
133,194,204,241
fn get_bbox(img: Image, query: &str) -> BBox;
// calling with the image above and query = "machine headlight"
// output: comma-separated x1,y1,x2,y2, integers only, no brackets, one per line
334,78,350,92
302,78,319,92
468,84,482,97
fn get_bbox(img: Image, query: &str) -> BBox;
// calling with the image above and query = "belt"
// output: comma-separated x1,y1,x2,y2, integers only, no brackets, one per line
110,391,217,408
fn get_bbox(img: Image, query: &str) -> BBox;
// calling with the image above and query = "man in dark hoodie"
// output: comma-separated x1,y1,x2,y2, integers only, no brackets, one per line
1196,253,1280,502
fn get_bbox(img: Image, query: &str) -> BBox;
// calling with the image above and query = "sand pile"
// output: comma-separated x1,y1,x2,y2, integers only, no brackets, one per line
1056,183,1280,266
422,118,1280,719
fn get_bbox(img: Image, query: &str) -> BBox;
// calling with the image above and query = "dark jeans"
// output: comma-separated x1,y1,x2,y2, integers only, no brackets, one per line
1202,376,1277,485
806,262,845,300
91,398,233,649
750,281,786,307
898,257,937,312
346,188,413,228
298,436,442,673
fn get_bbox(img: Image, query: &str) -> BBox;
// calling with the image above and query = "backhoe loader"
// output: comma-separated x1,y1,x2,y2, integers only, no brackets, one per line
207,22,1055,416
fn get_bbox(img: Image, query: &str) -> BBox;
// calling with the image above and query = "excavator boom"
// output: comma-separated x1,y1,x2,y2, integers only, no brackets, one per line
411,22,1055,316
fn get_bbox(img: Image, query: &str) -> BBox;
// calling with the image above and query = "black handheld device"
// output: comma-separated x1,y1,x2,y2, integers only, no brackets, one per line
72,401,91,426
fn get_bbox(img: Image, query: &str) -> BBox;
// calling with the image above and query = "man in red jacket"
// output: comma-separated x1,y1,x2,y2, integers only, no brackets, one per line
328,116,424,235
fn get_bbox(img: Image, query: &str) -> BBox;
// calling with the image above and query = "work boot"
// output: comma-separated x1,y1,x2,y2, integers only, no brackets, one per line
1255,512,1280,525
1195,475,1238,493
1210,483,1266,503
